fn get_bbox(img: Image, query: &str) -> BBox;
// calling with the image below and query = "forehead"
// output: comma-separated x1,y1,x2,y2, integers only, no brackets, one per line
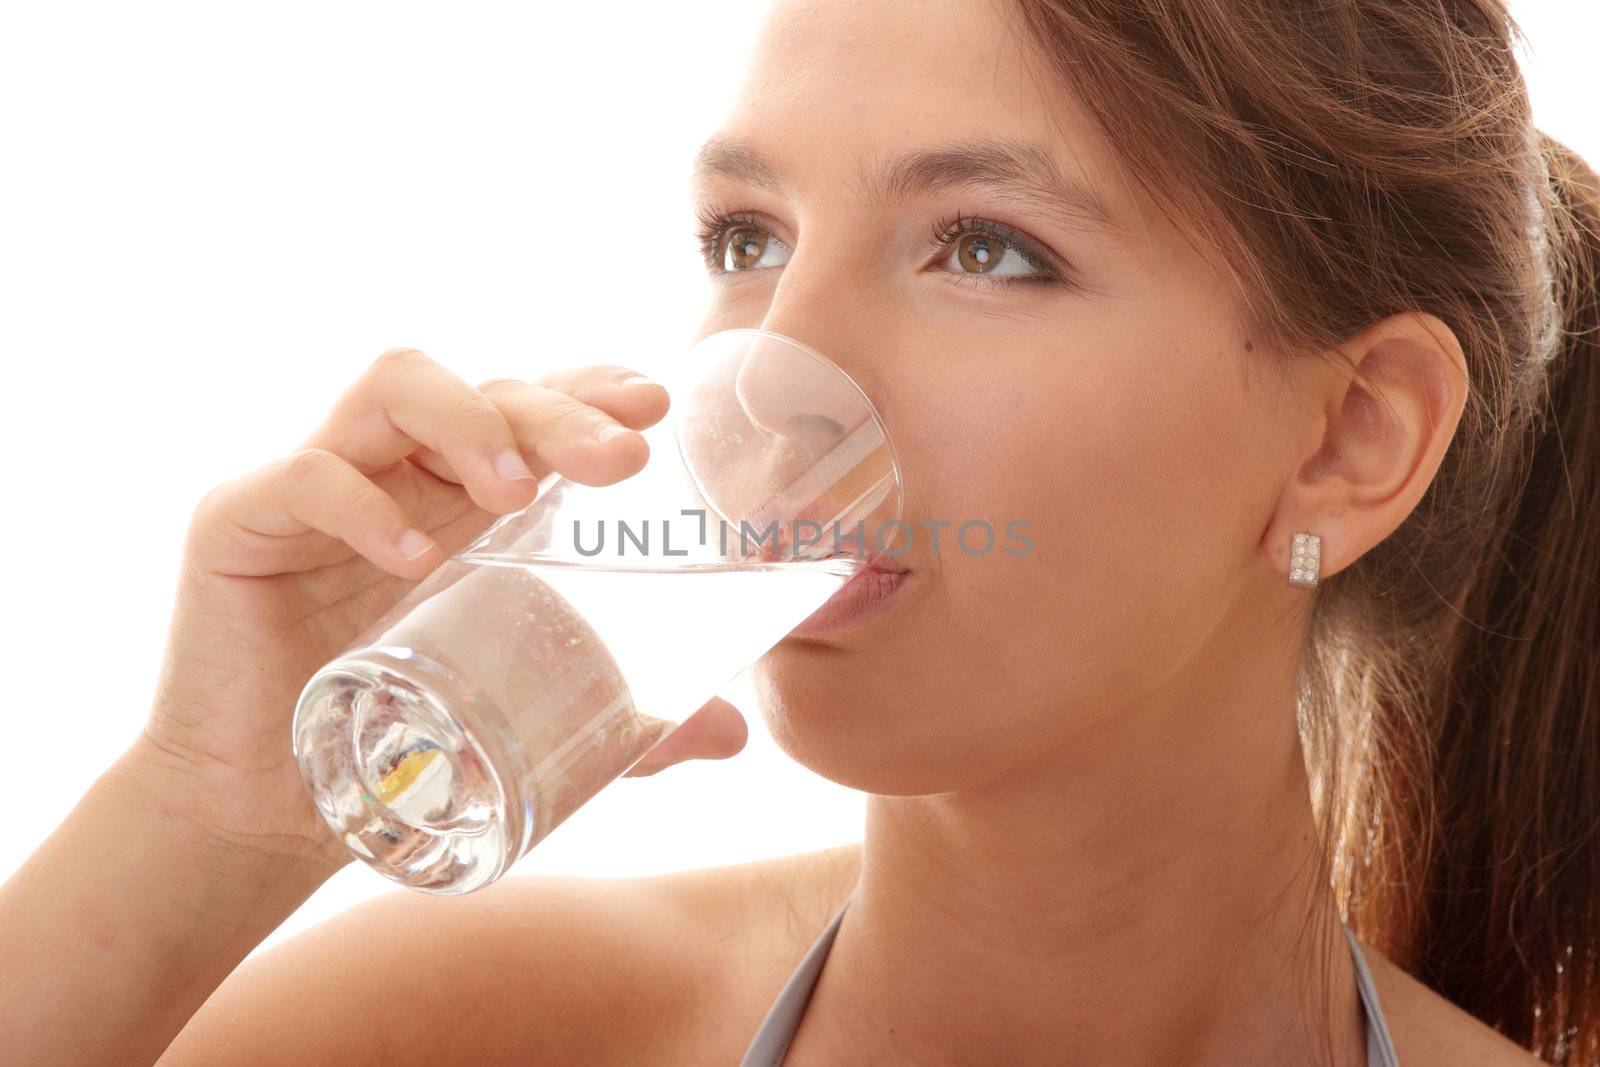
715,0,1140,227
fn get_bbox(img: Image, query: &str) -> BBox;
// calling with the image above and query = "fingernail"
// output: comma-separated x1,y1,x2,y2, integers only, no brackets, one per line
494,447,537,482
619,374,661,390
594,422,631,443
397,528,436,561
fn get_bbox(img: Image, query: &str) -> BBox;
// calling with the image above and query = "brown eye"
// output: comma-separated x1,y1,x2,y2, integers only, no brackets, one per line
698,215,791,275
956,233,1005,274
930,212,1061,285
726,225,769,271
713,222,787,275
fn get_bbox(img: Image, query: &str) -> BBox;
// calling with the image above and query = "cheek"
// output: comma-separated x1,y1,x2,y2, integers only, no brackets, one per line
916,330,1262,711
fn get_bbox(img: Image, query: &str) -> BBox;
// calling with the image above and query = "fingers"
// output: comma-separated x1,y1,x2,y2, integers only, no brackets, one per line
477,379,652,487
395,363,668,490
191,349,673,579
621,697,748,777
299,348,539,516
301,349,670,512
190,447,440,579
465,364,669,487
530,363,670,431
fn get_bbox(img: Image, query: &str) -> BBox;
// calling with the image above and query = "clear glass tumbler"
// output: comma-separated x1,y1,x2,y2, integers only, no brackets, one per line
291,328,905,893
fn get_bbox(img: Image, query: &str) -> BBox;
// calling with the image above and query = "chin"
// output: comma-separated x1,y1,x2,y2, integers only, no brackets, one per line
748,654,981,796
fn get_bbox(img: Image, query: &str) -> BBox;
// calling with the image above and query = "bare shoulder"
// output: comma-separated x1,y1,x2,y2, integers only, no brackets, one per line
160,842,862,1066
1355,937,1545,1067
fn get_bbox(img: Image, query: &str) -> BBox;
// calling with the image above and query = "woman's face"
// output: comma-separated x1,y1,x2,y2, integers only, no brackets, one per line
693,0,1297,794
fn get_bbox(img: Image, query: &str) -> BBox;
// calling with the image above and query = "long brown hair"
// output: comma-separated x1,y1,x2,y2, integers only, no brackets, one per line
1008,0,1600,1061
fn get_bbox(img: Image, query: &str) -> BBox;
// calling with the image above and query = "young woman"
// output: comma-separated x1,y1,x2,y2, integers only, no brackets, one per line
3,0,1594,1063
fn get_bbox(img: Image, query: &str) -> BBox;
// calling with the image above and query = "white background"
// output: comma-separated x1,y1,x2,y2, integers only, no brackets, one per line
1,2,1595,955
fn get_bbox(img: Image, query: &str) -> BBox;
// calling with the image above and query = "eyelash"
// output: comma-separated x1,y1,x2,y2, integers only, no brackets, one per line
693,205,1068,288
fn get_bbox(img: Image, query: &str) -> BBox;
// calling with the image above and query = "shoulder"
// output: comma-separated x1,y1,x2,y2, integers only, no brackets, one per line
1353,934,1545,1067
160,842,863,1066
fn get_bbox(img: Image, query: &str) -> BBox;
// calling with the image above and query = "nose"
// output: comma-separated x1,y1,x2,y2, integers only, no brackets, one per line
740,259,887,445
688,261,905,556
733,335,867,455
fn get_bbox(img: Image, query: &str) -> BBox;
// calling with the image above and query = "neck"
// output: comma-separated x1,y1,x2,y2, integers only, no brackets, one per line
802,633,1367,1066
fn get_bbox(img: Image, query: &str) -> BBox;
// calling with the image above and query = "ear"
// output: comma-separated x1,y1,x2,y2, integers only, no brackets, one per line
1263,311,1470,584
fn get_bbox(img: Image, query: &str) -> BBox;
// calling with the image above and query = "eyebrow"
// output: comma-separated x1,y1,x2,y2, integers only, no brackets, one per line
690,133,1122,237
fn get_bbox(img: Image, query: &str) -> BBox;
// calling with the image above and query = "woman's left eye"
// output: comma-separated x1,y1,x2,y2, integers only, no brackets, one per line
928,212,1063,287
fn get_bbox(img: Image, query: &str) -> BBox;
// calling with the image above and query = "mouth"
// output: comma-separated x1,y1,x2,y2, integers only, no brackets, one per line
786,548,912,638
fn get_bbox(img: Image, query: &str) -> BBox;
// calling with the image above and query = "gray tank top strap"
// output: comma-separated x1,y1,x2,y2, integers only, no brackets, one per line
739,896,852,1067
1347,924,1402,1067
740,896,1402,1066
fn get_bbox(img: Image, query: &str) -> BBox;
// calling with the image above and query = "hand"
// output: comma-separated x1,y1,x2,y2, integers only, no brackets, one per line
621,695,748,777
134,348,748,877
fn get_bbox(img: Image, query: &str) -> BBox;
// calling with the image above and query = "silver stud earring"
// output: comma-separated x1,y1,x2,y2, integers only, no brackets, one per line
1289,532,1321,587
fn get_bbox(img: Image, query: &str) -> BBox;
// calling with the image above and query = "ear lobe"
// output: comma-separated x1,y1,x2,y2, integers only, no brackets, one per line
1266,311,1468,584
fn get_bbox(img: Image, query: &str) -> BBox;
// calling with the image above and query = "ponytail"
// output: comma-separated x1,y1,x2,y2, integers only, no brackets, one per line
1412,130,1600,1062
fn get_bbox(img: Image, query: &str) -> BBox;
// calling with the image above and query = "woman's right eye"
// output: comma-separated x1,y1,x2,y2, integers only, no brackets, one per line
695,210,793,275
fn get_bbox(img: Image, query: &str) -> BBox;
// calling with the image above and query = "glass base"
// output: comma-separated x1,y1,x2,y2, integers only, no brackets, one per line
293,654,520,894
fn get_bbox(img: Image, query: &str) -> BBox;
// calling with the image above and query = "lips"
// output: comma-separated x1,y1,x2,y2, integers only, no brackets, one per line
786,550,911,638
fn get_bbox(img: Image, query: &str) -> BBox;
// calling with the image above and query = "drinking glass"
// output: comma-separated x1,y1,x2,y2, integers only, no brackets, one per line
291,328,905,893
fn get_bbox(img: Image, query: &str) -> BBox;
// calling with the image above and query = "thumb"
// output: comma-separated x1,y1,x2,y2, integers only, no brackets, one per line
622,696,748,777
